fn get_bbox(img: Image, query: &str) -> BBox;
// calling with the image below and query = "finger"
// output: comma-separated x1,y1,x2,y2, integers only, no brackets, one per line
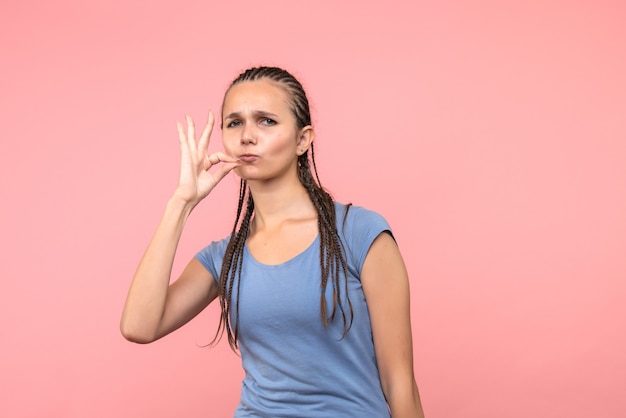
203,151,240,172
198,111,214,153
186,115,197,153
211,161,241,183
177,121,186,144
206,151,241,167
177,121,192,163
177,121,192,157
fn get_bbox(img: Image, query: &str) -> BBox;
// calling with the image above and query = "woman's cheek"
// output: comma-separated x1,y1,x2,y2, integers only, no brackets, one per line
221,138,236,157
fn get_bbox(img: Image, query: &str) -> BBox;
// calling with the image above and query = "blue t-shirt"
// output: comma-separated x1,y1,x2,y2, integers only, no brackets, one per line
195,203,392,417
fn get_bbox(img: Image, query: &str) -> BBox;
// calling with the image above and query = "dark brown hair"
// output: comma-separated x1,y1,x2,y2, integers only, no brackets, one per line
214,66,352,351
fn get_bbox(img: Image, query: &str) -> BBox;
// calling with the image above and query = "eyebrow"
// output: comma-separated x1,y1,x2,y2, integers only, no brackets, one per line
223,110,280,120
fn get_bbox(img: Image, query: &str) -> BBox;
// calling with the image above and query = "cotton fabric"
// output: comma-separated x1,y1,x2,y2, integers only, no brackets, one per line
195,203,392,417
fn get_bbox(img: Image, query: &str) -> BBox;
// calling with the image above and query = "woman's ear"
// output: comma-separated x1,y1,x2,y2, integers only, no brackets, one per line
297,125,315,155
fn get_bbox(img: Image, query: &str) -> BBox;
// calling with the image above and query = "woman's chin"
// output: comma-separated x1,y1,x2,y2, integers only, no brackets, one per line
234,166,261,182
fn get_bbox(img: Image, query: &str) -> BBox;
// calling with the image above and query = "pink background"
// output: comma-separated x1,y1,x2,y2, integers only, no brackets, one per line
1,0,625,417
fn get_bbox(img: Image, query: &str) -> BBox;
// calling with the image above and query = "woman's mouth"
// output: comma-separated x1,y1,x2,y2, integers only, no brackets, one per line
238,154,258,163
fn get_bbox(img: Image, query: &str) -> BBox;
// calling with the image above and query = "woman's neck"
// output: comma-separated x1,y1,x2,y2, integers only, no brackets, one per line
248,179,316,231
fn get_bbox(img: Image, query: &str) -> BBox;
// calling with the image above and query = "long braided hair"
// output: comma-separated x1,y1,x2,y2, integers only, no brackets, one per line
214,66,353,351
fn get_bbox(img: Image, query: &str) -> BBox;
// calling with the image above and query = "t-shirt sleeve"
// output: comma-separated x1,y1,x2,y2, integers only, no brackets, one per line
339,204,393,278
194,236,230,283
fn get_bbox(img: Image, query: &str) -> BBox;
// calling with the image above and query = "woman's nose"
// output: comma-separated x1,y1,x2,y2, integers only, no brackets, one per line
241,126,256,145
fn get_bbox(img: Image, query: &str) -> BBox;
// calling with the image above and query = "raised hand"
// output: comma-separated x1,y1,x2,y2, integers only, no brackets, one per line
174,112,240,206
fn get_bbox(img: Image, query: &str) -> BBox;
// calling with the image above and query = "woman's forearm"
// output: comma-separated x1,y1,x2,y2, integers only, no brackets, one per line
120,196,195,343
388,380,425,418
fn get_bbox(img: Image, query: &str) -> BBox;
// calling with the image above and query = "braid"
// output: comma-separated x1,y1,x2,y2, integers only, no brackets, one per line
213,179,254,350
214,66,354,350
298,151,353,334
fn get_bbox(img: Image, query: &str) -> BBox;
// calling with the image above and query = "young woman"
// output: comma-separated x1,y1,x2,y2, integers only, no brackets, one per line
121,66,425,417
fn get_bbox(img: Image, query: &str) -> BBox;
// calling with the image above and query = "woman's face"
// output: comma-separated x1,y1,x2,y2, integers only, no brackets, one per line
222,79,304,183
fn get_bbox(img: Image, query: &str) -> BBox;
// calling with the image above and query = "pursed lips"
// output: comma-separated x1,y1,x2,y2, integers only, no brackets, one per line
238,154,258,163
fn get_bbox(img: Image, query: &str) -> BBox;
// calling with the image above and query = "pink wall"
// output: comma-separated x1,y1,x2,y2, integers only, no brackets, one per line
1,1,624,417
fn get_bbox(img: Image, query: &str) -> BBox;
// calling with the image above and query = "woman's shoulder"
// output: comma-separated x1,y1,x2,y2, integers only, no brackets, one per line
333,201,392,271
195,235,230,264
333,201,391,242
333,201,388,224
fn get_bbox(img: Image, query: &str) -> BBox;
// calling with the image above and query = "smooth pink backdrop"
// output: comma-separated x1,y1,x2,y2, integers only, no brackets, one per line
1,1,625,417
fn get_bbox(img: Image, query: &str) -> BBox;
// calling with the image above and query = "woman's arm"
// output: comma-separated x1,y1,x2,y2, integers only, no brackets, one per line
361,232,425,418
120,113,239,343
120,197,216,343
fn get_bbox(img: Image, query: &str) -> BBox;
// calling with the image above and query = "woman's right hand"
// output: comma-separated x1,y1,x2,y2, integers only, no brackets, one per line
173,112,240,206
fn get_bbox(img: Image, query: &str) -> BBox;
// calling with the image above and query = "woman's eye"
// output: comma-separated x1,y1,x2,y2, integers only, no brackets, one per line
226,120,241,128
261,118,276,126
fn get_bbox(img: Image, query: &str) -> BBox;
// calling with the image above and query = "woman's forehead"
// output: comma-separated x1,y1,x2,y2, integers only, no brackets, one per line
223,79,290,114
